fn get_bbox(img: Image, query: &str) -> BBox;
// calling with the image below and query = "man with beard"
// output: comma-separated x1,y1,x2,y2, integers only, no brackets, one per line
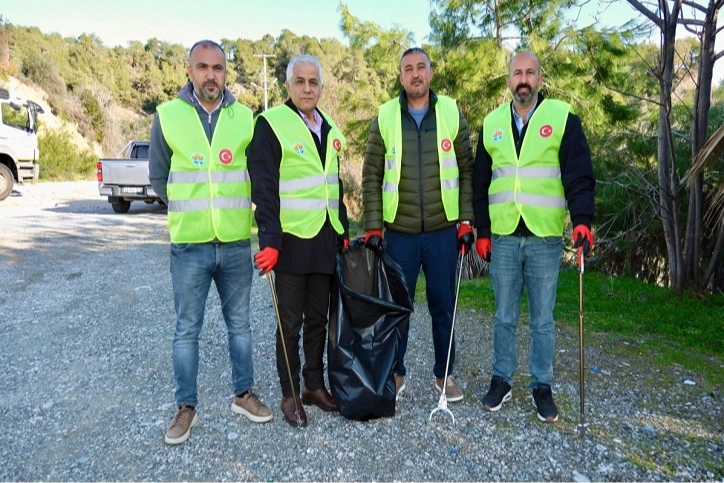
150,39,272,445
472,51,596,423
362,47,475,406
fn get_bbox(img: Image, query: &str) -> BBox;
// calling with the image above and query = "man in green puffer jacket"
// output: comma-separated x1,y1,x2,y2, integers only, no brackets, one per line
362,47,475,406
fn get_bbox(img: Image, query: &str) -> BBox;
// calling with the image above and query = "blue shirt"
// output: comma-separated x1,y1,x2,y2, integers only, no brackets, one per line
408,106,428,128
511,97,538,135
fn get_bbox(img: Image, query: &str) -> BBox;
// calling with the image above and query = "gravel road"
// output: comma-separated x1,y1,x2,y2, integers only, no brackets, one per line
0,181,722,482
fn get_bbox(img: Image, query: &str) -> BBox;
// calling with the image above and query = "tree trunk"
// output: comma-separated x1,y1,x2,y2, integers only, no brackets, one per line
657,1,685,291
684,0,721,289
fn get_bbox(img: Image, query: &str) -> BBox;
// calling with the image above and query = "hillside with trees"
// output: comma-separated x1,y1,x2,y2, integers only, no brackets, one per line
1,0,723,293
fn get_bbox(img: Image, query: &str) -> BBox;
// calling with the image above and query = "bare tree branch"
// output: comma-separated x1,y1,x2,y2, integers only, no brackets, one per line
604,84,661,106
681,0,708,14
626,0,663,27
679,18,706,27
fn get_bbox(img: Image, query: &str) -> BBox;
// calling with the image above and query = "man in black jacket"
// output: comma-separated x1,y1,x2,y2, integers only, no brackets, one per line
473,51,596,423
247,54,349,427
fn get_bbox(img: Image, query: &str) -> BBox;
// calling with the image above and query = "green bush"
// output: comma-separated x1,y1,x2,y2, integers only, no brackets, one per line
38,129,96,181
79,89,106,144
20,52,65,96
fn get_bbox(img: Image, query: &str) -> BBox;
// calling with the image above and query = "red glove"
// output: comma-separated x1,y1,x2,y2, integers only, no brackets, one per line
457,223,474,255
364,229,384,255
573,225,594,258
337,237,350,252
254,247,279,276
476,237,491,262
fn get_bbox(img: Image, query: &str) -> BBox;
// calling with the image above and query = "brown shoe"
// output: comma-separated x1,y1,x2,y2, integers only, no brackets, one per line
281,397,307,427
165,404,198,445
394,374,406,401
301,386,337,412
435,375,464,402
231,389,273,423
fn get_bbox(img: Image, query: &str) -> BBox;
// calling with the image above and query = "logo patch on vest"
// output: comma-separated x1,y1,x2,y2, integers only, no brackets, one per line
191,152,205,166
293,143,305,155
333,138,342,152
539,125,553,138
441,138,452,152
492,129,504,142
219,148,233,165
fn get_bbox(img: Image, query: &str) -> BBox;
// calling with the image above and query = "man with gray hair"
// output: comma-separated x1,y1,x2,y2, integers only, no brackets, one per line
247,54,350,426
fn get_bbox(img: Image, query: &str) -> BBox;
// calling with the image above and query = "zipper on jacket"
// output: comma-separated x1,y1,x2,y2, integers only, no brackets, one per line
417,125,425,233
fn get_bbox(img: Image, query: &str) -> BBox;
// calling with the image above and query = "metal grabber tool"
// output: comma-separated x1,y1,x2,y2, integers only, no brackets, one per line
267,271,303,427
429,251,465,424
577,247,586,438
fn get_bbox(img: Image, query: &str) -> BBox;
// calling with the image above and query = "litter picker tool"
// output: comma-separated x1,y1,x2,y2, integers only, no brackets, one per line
429,251,465,424
577,247,586,438
267,271,303,427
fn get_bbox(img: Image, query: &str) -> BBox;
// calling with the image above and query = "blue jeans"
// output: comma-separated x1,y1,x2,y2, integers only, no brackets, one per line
170,240,255,407
385,226,458,379
489,235,562,388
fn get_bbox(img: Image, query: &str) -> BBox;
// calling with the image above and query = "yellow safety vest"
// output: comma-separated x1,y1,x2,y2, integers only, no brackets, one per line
377,95,460,223
483,99,570,237
259,105,345,239
157,99,253,243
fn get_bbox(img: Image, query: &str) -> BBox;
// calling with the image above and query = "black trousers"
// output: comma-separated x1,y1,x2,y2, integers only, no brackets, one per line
274,272,332,398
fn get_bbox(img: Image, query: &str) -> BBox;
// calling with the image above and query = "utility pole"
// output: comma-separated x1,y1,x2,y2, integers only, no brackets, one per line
253,53,275,111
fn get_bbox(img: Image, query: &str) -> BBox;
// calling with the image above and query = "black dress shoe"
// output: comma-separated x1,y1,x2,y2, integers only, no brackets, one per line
281,397,307,426
301,386,337,412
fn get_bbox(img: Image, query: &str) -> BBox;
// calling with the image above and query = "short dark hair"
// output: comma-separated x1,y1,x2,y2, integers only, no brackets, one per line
400,47,431,67
189,39,224,60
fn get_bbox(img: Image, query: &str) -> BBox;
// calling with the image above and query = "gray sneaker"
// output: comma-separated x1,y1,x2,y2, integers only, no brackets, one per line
165,404,198,445
231,389,273,423
435,375,464,402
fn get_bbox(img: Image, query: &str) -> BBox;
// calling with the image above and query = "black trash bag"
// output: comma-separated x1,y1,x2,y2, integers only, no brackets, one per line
328,236,413,421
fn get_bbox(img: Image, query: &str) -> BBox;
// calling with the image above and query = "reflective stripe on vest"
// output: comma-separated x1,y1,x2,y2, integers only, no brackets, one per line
378,95,460,223
157,99,254,243
482,99,570,237
259,105,345,239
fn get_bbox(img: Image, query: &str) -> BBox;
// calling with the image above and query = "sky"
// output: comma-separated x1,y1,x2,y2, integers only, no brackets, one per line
2,0,722,81
2,0,436,48
3,0,643,49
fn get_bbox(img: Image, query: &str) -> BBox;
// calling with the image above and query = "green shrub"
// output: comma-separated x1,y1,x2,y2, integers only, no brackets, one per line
20,53,65,96
38,129,96,181
79,89,106,144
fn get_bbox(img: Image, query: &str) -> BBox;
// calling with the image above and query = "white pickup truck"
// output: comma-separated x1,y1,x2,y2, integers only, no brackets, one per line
96,140,164,213
0,87,43,201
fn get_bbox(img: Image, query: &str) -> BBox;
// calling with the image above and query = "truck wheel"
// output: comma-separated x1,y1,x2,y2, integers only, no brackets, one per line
0,164,14,201
111,199,131,213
